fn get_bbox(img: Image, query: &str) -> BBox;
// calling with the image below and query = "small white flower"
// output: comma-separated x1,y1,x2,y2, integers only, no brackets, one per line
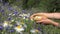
11,19,14,22
19,14,24,17
23,13,27,16
14,25,24,32
19,13,30,19
23,13,30,17
12,14,15,16
23,17,26,19
9,13,12,16
3,21,9,27
30,29,39,33
30,29,36,33
27,13,30,17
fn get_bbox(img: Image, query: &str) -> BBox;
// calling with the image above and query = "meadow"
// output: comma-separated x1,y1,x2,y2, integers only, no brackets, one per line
0,0,60,34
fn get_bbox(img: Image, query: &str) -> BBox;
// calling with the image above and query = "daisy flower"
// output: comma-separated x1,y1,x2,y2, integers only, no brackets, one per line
14,25,24,33
3,21,9,27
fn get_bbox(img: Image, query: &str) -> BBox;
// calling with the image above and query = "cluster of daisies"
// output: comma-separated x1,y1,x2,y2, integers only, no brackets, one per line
0,3,42,34
0,13,42,34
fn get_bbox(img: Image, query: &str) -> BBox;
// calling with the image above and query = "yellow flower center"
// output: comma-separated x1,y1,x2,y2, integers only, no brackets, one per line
17,25,22,29
35,30,39,32
4,23,8,24
34,16,42,21
4,21,9,25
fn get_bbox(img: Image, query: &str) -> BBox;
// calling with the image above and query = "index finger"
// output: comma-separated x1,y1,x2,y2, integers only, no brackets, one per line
30,13,40,20
30,13,44,20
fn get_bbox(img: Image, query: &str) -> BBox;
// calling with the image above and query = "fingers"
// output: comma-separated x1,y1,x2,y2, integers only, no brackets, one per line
36,19,53,24
30,13,47,20
30,14,35,20
30,13,40,20
36,20,48,24
51,21,59,26
36,20,42,23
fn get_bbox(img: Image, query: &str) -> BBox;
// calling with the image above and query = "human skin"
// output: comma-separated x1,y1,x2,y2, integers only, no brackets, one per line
30,13,60,19
30,13,60,27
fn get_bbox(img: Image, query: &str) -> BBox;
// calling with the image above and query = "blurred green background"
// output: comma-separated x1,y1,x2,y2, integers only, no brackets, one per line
2,0,60,12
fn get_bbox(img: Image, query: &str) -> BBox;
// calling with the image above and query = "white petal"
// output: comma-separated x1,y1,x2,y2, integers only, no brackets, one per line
30,29,36,33
14,27,24,32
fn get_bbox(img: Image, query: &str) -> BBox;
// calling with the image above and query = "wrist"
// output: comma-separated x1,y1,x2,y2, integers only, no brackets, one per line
42,13,54,18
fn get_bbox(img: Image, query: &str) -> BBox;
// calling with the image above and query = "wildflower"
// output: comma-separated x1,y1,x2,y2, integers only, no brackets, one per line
20,22,27,28
30,18,34,22
8,17,12,20
30,29,39,33
9,29,15,32
19,14,24,17
14,24,18,26
13,11,18,15
22,10,26,13
12,14,15,16
0,9,5,13
3,21,9,27
9,13,12,16
0,26,3,30
37,27,42,31
23,13,27,16
23,16,28,19
23,16,26,19
8,6,13,11
34,16,43,21
14,25,24,32
35,29,39,32
11,19,14,22
22,13,30,19
23,13,30,17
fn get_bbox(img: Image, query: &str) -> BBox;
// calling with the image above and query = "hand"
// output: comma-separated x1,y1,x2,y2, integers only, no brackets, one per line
36,18,60,28
30,13,52,24
35,18,53,25
30,13,47,20
30,13,59,26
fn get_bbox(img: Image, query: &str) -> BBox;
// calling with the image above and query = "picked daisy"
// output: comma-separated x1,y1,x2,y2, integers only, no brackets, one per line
14,25,24,33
